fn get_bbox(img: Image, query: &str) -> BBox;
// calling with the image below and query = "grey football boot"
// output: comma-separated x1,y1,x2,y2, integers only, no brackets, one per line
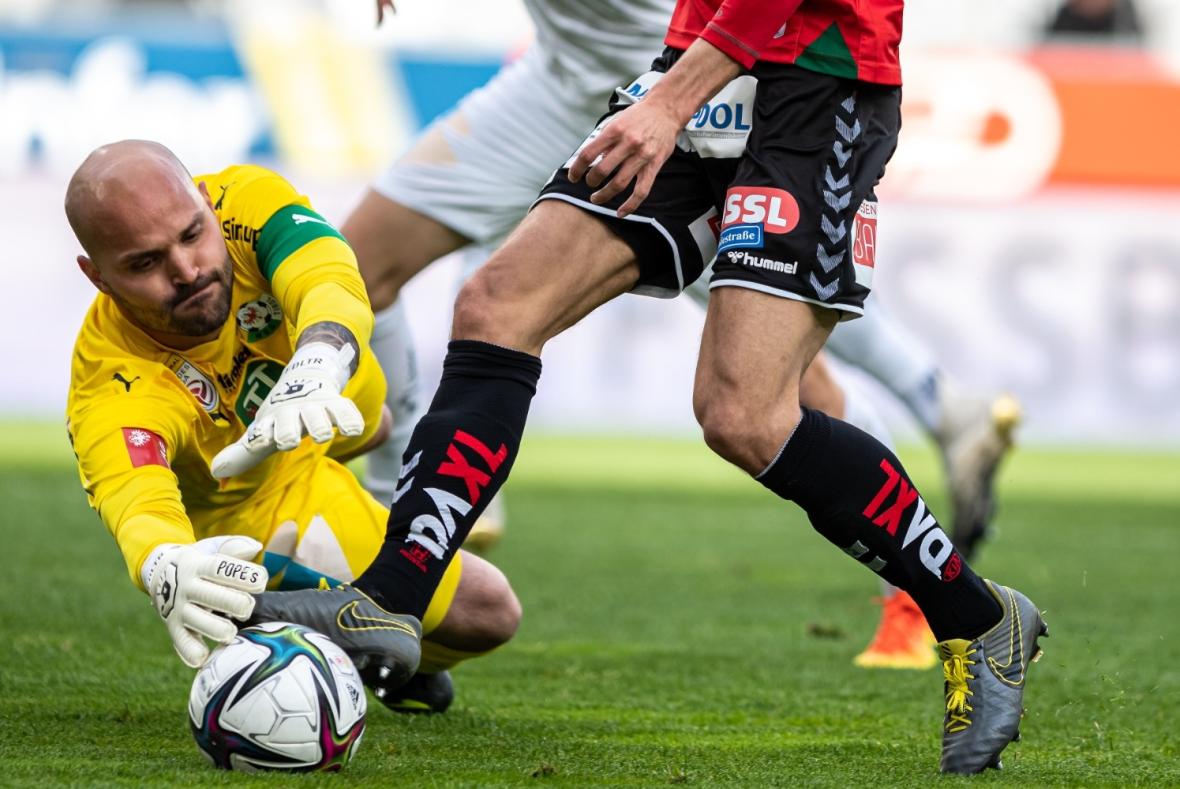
938,580,1048,774
248,585,422,688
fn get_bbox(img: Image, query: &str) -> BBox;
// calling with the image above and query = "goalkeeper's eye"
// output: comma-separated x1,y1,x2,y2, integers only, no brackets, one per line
181,218,203,244
129,254,160,272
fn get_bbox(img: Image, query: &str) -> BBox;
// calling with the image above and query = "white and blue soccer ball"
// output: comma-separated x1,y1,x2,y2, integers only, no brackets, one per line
188,621,366,772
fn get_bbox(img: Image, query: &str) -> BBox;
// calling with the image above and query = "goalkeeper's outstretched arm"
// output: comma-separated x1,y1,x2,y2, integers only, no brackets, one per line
210,174,382,479
71,418,267,668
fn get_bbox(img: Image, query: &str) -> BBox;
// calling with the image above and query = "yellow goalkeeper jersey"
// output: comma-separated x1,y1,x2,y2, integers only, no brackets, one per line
66,164,384,587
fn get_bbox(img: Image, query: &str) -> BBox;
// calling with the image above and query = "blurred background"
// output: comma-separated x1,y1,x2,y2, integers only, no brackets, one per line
2,0,1179,446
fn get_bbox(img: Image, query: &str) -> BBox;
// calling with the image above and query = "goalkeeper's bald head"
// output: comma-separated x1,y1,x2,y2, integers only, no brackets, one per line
64,140,234,346
65,140,196,252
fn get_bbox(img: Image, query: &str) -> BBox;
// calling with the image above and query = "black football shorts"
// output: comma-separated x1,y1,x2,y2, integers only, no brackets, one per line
536,47,901,317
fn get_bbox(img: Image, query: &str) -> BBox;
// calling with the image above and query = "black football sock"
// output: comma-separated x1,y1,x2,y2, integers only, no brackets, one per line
355,340,541,619
758,407,1002,642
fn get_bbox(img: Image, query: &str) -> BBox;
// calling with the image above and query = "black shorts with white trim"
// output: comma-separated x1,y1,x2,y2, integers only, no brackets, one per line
534,47,901,316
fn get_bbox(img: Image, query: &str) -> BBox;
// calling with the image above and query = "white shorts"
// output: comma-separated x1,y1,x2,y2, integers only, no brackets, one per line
372,46,614,246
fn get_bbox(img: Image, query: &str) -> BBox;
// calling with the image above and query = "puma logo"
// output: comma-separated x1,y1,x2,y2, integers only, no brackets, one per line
112,373,140,392
214,183,231,210
291,213,331,227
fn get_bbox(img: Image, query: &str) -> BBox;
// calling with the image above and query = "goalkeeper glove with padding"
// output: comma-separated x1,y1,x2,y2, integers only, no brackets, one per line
142,535,268,668
210,342,364,478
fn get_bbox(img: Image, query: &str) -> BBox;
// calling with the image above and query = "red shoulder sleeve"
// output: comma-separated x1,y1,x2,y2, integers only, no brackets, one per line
700,0,804,69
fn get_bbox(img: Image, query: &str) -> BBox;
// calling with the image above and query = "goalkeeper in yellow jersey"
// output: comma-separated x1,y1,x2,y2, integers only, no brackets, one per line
64,140,520,712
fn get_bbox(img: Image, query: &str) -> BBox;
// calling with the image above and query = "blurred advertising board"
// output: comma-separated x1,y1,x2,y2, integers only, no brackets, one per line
0,11,504,176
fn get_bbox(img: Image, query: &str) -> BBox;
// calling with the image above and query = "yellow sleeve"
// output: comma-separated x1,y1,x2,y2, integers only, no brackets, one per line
70,396,196,590
269,237,374,347
206,165,373,346
101,474,194,591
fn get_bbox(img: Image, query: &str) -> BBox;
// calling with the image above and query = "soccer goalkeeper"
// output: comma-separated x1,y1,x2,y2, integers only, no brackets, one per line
64,140,519,712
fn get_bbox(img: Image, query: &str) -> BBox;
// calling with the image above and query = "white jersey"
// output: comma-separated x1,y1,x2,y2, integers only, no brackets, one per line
374,0,676,245
525,0,673,104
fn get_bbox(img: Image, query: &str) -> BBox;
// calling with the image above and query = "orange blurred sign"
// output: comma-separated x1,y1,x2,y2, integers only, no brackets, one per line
1030,48,1180,189
888,46,1180,200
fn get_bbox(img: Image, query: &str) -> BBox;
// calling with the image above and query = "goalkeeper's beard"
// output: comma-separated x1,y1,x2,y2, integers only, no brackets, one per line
114,253,234,339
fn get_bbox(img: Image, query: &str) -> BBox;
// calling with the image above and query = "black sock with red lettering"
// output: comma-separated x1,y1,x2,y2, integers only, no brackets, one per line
758,407,1001,642
355,340,541,619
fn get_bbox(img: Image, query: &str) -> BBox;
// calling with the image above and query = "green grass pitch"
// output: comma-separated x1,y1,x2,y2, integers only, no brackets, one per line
1,424,1178,786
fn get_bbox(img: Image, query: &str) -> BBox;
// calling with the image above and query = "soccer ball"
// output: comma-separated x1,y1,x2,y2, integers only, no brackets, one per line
188,621,366,772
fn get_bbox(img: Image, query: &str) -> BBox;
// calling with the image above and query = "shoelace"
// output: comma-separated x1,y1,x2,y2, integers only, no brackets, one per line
944,650,977,732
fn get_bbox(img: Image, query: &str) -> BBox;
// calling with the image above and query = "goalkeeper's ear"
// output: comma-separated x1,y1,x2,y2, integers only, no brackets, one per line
77,255,113,296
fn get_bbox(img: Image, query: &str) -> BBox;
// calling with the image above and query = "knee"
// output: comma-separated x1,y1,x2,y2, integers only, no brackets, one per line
482,579,523,650
451,269,522,345
695,394,761,472
453,560,522,652
450,273,495,341
694,390,801,475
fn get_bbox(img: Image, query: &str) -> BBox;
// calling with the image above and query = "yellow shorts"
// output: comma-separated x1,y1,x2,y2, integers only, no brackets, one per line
222,455,460,635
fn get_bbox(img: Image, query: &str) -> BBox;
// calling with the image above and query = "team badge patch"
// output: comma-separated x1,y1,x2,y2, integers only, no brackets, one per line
167,356,220,412
236,295,283,342
121,427,169,468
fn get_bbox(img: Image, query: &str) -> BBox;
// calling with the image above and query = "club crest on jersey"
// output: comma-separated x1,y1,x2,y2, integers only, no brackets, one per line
236,294,283,342
166,356,219,412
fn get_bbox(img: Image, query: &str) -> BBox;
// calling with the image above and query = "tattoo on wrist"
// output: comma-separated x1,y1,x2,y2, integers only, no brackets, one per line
297,321,359,375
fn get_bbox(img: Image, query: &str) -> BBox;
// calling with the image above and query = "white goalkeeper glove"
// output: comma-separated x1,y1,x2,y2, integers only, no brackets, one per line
210,342,364,479
143,535,268,668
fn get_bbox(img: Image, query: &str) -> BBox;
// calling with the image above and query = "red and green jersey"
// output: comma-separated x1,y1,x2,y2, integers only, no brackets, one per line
665,0,904,86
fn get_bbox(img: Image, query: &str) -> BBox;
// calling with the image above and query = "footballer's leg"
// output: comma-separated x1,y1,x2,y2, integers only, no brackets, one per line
697,66,1043,772
826,306,1022,559
798,357,937,670
686,273,898,465
248,459,427,684
353,199,641,609
694,287,1045,773
420,551,521,655
691,269,935,669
